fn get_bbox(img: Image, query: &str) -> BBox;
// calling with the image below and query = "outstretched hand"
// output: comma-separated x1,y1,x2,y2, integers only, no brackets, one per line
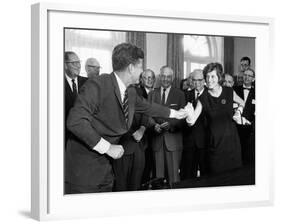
172,108,189,119
184,102,195,124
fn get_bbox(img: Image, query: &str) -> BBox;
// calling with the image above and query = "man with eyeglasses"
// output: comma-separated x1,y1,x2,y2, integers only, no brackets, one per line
136,69,156,187
85,57,101,78
233,68,255,167
235,56,251,86
180,69,209,180
64,51,88,147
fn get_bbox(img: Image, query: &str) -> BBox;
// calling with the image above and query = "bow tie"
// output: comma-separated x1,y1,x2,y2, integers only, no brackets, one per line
243,87,251,90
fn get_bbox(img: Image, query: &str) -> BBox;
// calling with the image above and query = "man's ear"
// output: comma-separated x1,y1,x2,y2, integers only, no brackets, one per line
127,63,134,74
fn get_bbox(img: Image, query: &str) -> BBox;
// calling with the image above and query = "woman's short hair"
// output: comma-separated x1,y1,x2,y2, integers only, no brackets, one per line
203,62,224,84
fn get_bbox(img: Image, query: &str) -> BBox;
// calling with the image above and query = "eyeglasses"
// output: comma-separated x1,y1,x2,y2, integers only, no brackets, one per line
240,63,249,66
65,60,81,66
244,74,254,78
87,65,100,69
192,79,204,82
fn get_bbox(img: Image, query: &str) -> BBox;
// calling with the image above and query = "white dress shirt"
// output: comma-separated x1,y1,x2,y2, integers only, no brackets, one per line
243,84,251,102
65,74,78,92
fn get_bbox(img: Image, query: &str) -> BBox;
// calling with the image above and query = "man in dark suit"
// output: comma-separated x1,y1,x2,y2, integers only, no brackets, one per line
65,43,188,194
149,66,186,187
180,69,208,180
136,69,157,186
64,51,88,146
112,98,148,191
113,69,157,191
233,68,255,166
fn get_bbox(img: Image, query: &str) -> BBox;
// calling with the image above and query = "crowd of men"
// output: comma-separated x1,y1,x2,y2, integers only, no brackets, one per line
64,44,255,193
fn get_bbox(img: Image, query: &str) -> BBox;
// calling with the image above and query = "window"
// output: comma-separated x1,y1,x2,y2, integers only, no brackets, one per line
183,35,223,78
65,29,126,76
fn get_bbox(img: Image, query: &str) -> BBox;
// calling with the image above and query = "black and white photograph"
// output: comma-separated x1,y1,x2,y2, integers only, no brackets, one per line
28,1,276,221
64,28,256,194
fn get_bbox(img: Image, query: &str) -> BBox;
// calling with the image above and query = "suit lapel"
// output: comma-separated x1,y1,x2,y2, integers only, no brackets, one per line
155,88,161,104
245,87,254,108
237,86,244,100
166,87,173,106
111,73,123,110
127,87,135,128
64,77,74,100
77,76,85,90
141,86,148,98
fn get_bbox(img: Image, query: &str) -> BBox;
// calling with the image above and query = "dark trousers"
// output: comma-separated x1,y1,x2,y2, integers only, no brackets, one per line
237,125,255,167
180,146,208,180
112,149,145,191
65,179,113,194
141,145,154,184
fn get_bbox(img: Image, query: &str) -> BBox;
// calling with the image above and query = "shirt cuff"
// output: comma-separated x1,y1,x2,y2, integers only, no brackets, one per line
169,109,176,118
93,138,111,154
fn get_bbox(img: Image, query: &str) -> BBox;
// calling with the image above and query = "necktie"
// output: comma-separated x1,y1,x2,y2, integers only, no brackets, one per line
72,79,78,98
193,91,200,107
161,88,166,105
123,89,129,124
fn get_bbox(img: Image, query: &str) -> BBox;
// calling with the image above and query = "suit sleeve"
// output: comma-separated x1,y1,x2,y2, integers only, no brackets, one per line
133,89,170,118
168,90,186,131
67,80,103,149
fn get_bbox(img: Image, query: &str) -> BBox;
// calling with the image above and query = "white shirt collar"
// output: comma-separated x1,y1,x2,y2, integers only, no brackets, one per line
195,88,204,96
65,74,78,91
243,84,251,89
145,87,152,94
114,72,127,102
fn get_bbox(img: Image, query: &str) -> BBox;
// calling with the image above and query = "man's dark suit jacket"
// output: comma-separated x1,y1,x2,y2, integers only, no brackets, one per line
119,85,149,155
233,85,255,165
65,73,170,188
148,87,186,152
136,85,148,99
183,88,208,149
233,85,255,123
64,75,88,145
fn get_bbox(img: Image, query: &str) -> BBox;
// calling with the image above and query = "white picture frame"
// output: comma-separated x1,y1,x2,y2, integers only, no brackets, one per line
31,2,274,221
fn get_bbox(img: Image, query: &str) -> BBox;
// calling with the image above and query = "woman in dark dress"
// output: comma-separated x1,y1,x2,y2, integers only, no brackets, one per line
185,63,244,173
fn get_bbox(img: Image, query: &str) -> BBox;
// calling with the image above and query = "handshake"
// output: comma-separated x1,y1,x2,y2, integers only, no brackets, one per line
170,103,195,121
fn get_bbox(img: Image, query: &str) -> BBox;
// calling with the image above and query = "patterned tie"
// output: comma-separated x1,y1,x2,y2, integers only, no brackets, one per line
123,89,129,124
72,79,78,98
161,88,166,105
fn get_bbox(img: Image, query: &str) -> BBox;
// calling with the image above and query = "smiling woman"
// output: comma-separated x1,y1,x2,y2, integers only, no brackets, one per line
185,62,245,174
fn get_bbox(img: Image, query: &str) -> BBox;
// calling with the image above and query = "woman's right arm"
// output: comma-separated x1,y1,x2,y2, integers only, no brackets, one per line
185,100,203,126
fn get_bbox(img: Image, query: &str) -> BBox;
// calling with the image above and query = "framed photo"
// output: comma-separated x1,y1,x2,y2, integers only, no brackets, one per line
31,2,274,221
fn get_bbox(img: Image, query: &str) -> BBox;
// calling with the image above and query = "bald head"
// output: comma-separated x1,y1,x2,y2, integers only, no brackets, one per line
160,66,174,89
85,58,101,78
191,69,204,92
142,69,156,89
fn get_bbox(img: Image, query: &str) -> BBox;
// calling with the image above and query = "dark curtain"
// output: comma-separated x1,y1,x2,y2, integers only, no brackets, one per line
167,34,184,88
224,36,234,75
126,32,147,69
